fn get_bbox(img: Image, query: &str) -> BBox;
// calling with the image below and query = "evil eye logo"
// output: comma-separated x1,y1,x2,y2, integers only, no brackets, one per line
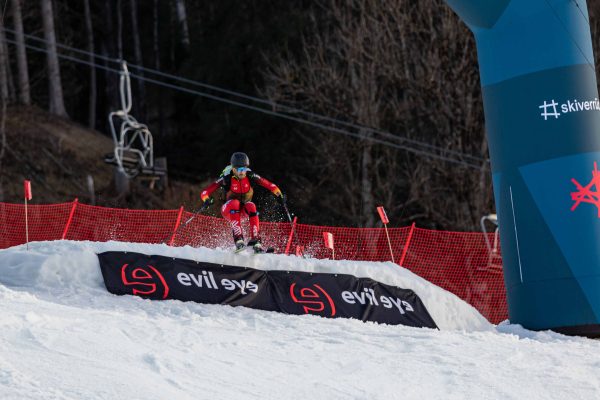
120,264,170,299
289,283,336,317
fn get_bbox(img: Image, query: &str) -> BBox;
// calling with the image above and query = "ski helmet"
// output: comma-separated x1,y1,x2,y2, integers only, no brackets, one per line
230,152,250,168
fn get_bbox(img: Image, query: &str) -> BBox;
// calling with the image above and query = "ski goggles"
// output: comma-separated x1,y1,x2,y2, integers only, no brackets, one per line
234,166,249,173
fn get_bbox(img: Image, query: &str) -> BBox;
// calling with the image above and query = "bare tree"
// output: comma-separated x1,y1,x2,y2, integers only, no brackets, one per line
264,0,407,226
116,0,123,59
83,0,96,128
0,15,9,201
174,0,190,51
153,0,160,71
129,0,145,118
10,0,29,105
40,0,67,117
393,1,492,228
263,0,491,230
101,0,118,113
153,0,165,134
1,32,14,102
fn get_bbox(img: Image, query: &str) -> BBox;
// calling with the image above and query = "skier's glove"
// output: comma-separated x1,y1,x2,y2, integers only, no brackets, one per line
201,197,214,208
272,187,282,198
200,191,210,203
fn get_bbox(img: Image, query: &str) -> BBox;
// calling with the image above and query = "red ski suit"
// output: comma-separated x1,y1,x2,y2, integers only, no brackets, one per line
200,166,281,241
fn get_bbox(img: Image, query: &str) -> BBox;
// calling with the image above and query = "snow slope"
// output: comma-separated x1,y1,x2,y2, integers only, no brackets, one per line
0,240,599,399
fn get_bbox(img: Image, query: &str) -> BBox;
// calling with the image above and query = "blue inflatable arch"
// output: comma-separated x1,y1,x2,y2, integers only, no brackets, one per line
444,0,600,335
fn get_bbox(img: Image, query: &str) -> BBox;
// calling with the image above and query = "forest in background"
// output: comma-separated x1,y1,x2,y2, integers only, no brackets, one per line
1,0,600,230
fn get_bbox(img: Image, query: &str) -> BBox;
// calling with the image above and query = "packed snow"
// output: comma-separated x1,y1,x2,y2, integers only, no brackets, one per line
0,240,599,399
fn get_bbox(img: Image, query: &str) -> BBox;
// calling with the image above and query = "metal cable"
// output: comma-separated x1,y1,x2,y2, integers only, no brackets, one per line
3,27,488,165
3,33,487,169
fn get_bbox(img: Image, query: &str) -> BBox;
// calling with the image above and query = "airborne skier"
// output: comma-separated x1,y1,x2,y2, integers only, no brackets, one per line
200,152,284,253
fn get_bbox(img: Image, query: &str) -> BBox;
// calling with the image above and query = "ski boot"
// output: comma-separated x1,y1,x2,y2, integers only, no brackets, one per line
247,238,264,254
248,238,274,254
234,235,246,253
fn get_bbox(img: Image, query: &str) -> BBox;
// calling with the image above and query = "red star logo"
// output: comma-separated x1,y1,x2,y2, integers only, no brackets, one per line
571,162,600,217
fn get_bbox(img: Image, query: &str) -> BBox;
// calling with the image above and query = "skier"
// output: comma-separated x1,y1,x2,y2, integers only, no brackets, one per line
200,152,284,253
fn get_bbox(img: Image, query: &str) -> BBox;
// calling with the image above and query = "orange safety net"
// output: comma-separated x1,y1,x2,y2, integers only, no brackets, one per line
0,201,507,324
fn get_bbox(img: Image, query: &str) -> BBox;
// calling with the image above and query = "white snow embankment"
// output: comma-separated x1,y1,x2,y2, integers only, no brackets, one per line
0,240,492,332
3,241,600,400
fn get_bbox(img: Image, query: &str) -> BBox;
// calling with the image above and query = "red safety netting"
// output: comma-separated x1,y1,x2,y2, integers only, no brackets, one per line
65,203,181,244
0,201,507,324
406,228,506,324
0,201,72,247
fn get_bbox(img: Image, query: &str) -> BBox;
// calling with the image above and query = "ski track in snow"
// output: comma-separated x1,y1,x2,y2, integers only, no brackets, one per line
0,240,599,399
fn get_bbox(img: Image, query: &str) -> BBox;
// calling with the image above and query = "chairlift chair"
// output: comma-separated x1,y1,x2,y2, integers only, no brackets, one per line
104,61,166,182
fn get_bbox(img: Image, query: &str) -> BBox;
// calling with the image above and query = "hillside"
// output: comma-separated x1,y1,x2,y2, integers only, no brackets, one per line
0,106,204,211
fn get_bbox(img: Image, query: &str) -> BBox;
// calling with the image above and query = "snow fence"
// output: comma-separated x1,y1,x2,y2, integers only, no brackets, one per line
0,200,507,323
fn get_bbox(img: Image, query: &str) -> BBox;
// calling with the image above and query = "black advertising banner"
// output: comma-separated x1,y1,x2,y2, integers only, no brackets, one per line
97,251,437,329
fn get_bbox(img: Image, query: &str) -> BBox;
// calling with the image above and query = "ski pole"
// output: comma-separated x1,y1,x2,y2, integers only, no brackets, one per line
162,200,212,244
279,195,293,223
181,200,213,227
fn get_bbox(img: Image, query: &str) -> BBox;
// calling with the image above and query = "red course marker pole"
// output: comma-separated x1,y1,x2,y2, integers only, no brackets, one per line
323,231,335,260
61,198,79,240
377,206,395,263
24,180,32,250
400,222,416,266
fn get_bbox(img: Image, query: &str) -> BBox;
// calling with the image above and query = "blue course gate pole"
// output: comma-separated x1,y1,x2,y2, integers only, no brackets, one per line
444,0,600,336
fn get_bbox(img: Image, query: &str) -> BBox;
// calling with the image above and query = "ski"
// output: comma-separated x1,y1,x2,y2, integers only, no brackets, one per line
233,246,275,254
253,247,275,254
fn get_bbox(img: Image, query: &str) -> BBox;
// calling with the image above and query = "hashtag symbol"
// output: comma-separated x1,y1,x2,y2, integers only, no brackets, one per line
539,100,560,120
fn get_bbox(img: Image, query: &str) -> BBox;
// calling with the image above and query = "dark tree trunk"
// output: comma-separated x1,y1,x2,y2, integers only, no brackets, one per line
103,0,117,115
83,0,96,129
130,0,145,119
40,0,68,117
0,14,9,200
11,0,30,105
174,0,190,51
116,0,123,60
361,138,375,227
153,0,165,135
2,37,15,102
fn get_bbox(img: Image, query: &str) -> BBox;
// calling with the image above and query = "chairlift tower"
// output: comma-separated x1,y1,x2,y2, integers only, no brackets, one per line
480,213,502,271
